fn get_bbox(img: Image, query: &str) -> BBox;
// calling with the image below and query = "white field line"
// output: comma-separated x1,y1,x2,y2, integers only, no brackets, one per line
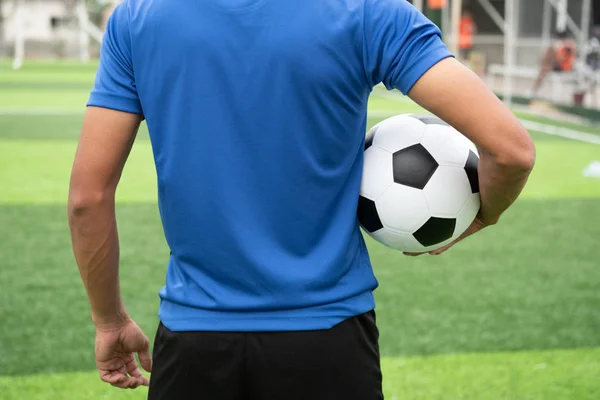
369,91,600,145
519,120,600,145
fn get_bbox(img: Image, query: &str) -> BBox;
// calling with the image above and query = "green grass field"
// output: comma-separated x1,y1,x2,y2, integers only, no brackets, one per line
1,60,599,399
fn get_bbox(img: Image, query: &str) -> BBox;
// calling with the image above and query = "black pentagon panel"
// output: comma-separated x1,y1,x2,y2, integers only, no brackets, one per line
413,217,456,247
357,196,383,233
412,115,450,126
365,126,378,150
392,144,438,189
464,150,480,193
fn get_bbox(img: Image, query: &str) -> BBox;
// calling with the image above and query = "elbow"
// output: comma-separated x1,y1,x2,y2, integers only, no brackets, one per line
68,190,111,220
495,128,536,174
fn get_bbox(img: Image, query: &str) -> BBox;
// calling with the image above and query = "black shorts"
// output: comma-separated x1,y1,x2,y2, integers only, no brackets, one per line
148,311,383,400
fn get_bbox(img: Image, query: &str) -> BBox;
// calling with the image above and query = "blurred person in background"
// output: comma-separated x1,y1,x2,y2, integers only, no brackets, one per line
459,9,477,63
584,26,600,71
529,31,577,101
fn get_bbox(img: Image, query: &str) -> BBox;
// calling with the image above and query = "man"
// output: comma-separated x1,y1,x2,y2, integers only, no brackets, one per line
459,9,477,62
68,0,535,399
530,31,577,101
584,27,600,71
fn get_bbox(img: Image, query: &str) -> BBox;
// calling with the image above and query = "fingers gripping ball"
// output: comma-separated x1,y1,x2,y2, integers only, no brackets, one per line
358,114,480,253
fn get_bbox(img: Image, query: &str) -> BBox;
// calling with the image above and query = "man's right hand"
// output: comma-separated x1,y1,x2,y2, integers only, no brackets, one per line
404,215,490,256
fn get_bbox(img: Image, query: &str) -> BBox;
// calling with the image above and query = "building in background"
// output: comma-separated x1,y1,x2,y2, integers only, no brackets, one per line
1,0,76,57
0,0,111,59
410,0,596,65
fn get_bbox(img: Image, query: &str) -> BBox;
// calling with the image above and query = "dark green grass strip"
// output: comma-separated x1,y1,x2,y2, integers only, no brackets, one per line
0,115,563,142
0,204,166,376
373,197,600,357
0,116,150,141
0,199,598,376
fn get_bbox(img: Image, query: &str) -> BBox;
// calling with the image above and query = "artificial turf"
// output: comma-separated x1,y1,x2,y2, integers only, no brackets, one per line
0,60,599,399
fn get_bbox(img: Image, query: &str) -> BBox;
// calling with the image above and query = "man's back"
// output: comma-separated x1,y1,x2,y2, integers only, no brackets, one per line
89,0,451,331
71,0,534,396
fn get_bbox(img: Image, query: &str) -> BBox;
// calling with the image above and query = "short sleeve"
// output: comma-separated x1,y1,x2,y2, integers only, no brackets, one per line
87,2,142,114
363,0,453,94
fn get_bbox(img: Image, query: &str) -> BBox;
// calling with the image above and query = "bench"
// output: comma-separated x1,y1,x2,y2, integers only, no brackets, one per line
487,63,577,102
487,63,600,106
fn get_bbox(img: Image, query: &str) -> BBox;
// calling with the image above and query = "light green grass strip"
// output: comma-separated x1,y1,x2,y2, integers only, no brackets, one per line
520,141,600,198
381,347,600,400
0,108,83,115
0,91,91,108
0,140,157,205
1,347,598,400
1,139,598,205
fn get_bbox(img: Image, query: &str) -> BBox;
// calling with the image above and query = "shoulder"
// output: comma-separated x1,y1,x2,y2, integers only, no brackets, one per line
364,0,414,16
105,0,131,29
363,0,428,32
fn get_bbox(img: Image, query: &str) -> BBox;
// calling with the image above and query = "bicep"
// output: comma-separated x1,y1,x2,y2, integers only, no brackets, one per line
407,58,529,158
70,107,142,195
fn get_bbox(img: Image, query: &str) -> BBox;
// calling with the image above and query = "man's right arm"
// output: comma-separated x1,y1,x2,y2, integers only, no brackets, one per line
407,57,535,227
363,1,535,252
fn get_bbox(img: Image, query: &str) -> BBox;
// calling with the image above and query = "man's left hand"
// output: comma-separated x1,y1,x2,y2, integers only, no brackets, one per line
95,318,152,389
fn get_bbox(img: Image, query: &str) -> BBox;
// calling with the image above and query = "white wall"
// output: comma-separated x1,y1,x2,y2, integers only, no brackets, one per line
2,0,72,42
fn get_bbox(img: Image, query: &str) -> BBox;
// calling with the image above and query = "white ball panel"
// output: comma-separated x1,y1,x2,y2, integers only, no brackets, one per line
454,193,481,238
453,130,478,156
420,125,472,167
360,146,394,200
376,184,430,233
423,166,472,217
370,229,426,252
461,135,479,155
372,115,425,154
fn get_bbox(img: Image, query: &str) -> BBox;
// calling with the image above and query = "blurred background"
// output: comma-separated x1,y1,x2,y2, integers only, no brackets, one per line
0,1,598,399
1,0,599,107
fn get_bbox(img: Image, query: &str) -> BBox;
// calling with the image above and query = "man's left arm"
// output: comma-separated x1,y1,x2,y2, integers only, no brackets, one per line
68,106,151,389
69,106,139,327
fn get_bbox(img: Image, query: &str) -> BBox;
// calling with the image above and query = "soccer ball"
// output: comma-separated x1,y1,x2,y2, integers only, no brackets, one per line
358,114,480,253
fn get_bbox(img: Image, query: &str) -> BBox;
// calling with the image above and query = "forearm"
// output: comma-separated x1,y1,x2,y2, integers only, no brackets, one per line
477,151,533,224
407,59,536,223
68,194,127,327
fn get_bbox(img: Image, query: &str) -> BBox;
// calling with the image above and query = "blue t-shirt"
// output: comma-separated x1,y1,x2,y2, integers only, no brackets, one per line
89,0,452,331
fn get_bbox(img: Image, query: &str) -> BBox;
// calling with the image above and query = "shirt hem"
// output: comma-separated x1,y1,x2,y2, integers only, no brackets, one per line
87,92,143,115
158,291,376,332
398,52,454,95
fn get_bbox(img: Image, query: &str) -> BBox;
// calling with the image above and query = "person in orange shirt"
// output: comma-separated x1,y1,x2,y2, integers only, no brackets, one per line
459,10,477,62
530,31,577,100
